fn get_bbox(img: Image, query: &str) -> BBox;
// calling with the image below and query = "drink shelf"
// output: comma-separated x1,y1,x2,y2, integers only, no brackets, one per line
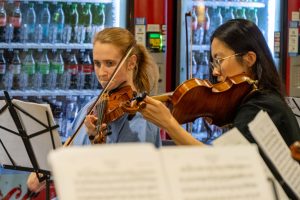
9,0,114,3
0,43,93,50
1,89,101,97
192,44,210,52
192,1,265,8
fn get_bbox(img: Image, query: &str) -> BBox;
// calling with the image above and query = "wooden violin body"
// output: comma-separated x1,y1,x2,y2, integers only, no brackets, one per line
92,85,134,144
170,74,257,126
123,74,257,127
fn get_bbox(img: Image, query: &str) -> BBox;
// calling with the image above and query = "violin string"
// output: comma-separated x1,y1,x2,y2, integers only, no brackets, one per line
65,43,135,146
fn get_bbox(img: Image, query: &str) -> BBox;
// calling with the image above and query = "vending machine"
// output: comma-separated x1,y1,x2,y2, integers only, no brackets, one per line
175,0,284,142
0,0,128,198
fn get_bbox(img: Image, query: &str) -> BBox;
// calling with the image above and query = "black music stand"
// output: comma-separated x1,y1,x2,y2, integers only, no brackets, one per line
0,91,61,200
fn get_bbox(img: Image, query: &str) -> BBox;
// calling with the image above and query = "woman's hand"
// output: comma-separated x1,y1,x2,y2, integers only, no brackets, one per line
27,172,46,193
84,115,98,138
138,96,174,131
139,96,204,146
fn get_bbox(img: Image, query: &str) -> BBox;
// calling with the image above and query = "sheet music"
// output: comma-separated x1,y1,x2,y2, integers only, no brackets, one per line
0,99,61,171
286,97,300,126
48,144,169,200
248,110,300,199
160,145,273,200
212,127,289,200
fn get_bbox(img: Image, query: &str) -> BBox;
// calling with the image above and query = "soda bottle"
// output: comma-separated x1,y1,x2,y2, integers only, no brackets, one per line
0,1,6,42
65,51,78,89
203,7,210,45
92,3,105,40
10,50,22,90
82,51,93,89
51,50,65,89
37,50,50,90
247,8,258,25
69,4,78,43
26,3,36,43
199,51,209,80
191,7,198,31
53,100,64,137
10,1,22,42
235,7,247,19
222,7,235,23
52,4,65,43
192,52,198,77
81,4,92,43
99,4,105,27
64,96,78,137
0,49,6,90
40,3,51,43
22,50,35,90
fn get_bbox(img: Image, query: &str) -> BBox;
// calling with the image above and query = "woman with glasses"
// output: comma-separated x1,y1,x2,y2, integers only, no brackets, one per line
139,19,300,147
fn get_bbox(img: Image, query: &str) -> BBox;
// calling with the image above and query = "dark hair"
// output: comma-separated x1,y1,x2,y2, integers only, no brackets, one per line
210,19,284,98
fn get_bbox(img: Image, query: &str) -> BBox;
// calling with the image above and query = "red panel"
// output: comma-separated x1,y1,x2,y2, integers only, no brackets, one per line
134,0,166,25
286,0,300,95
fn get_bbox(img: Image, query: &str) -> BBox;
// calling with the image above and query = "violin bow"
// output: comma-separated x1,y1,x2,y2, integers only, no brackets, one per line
65,42,135,146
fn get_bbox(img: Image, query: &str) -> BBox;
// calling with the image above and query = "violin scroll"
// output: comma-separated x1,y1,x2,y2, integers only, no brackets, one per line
290,141,300,162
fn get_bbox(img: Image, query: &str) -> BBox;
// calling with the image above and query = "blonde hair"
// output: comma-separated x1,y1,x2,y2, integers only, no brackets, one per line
93,27,159,95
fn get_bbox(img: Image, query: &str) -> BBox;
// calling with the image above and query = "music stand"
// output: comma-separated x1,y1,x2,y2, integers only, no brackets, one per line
0,91,62,200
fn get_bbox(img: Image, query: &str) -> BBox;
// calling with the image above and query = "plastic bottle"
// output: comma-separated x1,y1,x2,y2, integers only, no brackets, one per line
0,1,6,42
235,7,247,19
22,50,35,90
192,52,198,77
26,3,36,43
92,3,105,40
0,49,6,90
69,3,78,43
198,51,209,80
80,51,93,89
10,50,22,90
10,1,22,42
191,7,198,31
64,96,78,137
81,4,92,43
37,50,50,90
203,7,210,45
53,100,64,136
223,7,235,23
52,4,65,43
51,50,65,89
65,51,78,89
247,8,258,25
40,3,51,43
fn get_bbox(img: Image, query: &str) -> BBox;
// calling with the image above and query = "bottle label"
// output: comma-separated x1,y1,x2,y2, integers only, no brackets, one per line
39,64,50,74
0,64,6,74
23,64,35,75
83,64,93,74
0,17,6,27
68,64,78,75
10,64,21,74
52,63,64,74
10,17,21,28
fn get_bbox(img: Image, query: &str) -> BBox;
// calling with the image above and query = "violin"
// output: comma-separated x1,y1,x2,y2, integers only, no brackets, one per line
290,141,300,162
92,86,134,144
64,43,135,146
123,73,258,127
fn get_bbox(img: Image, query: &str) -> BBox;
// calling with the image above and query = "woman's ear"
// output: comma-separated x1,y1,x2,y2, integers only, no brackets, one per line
127,55,138,71
243,51,257,68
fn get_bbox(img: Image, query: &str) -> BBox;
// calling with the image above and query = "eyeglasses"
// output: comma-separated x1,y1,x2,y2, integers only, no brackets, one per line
210,53,243,71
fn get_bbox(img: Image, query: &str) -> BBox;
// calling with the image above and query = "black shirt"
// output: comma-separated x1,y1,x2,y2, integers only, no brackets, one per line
233,90,300,146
